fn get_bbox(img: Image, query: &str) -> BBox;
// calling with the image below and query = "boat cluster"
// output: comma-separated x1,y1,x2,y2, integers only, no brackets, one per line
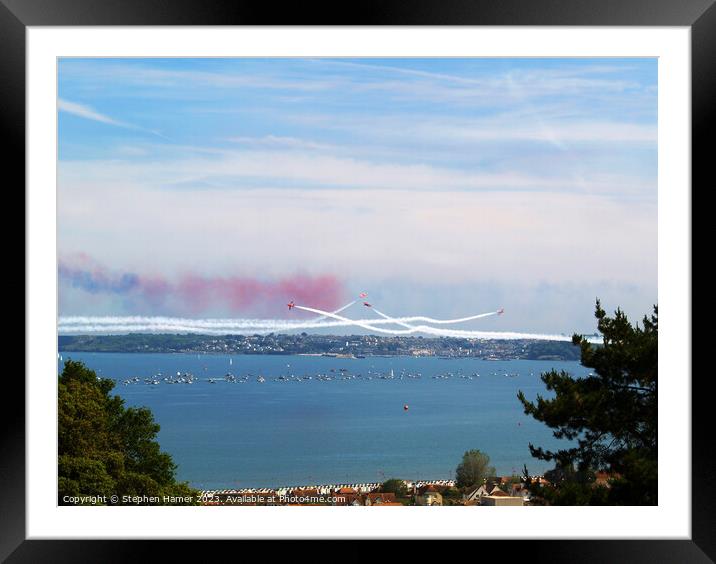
120,368,527,386
121,376,142,385
123,372,199,385
163,372,198,384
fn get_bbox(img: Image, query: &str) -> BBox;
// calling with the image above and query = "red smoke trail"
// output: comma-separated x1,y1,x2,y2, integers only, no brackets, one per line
176,274,343,317
59,254,345,316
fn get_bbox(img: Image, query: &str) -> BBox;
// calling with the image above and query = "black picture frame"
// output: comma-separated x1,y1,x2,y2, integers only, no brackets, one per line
7,0,708,559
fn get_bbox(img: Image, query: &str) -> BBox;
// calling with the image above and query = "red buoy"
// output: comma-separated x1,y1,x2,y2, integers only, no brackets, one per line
403,404,409,411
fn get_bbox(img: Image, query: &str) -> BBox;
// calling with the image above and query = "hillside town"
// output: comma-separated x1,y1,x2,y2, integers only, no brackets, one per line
59,333,587,361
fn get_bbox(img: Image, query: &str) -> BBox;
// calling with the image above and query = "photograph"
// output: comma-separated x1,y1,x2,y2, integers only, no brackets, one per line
56,56,658,508
5,4,705,553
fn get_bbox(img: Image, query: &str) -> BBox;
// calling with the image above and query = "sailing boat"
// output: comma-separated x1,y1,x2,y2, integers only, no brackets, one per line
229,358,233,366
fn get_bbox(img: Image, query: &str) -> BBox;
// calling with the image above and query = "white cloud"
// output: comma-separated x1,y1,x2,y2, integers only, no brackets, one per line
424,121,656,144
58,98,166,138
58,148,653,197
286,112,657,147
226,135,335,151
115,145,150,157
58,98,128,126
60,60,655,111
57,171,657,290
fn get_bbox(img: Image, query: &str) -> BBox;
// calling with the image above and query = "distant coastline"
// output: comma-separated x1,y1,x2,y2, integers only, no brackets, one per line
58,333,585,361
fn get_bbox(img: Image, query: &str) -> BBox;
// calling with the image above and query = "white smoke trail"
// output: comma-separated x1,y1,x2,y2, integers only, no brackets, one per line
371,307,415,330
57,309,495,332
57,315,443,331
59,300,358,332
292,305,516,338
291,305,590,341
289,305,415,335
58,326,574,341
58,314,418,335
57,317,590,342
312,300,357,321
58,312,493,335
369,306,499,331
58,303,597,342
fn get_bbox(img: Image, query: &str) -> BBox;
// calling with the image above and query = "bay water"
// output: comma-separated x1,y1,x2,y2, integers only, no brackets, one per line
58,352,589,490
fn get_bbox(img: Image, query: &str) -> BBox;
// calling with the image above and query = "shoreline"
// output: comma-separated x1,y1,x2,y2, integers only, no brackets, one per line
58,333,584,361
57,350,576,361
200,479,457,497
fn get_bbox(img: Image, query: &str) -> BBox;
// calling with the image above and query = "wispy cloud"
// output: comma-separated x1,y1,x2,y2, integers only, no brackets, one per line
58,98,128,126
58,147,653,197
59,98,168,139
58,179,657,289
284,113,657,148
226,135,335,151
59,59,655,112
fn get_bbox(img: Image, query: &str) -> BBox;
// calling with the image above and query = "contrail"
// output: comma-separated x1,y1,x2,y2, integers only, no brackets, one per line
277,305,407,334
292,305,504,336
291,305,589,341
59,300,358,332
57,311,497,335
370,306,499,328
58,305,502,335
57,315,591,341
296,304,501,333
58,302,597,342
371,307,415,330
57,308,495,332
58,312,414,335
313,300,357,321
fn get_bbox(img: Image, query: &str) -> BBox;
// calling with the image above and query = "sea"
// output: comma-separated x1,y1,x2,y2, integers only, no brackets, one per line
57,352,590,490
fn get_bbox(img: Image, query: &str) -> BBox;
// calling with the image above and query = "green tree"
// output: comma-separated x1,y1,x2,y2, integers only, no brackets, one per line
379,478,408,497
517,300,657,505
58,360,199,505
455,449,496,489
440,486,462,502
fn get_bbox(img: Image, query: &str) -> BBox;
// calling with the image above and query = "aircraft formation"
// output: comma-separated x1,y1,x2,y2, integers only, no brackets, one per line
287,292,504,336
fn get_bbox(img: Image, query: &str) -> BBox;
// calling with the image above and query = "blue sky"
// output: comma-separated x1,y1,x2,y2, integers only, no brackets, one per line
58,58,657,333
